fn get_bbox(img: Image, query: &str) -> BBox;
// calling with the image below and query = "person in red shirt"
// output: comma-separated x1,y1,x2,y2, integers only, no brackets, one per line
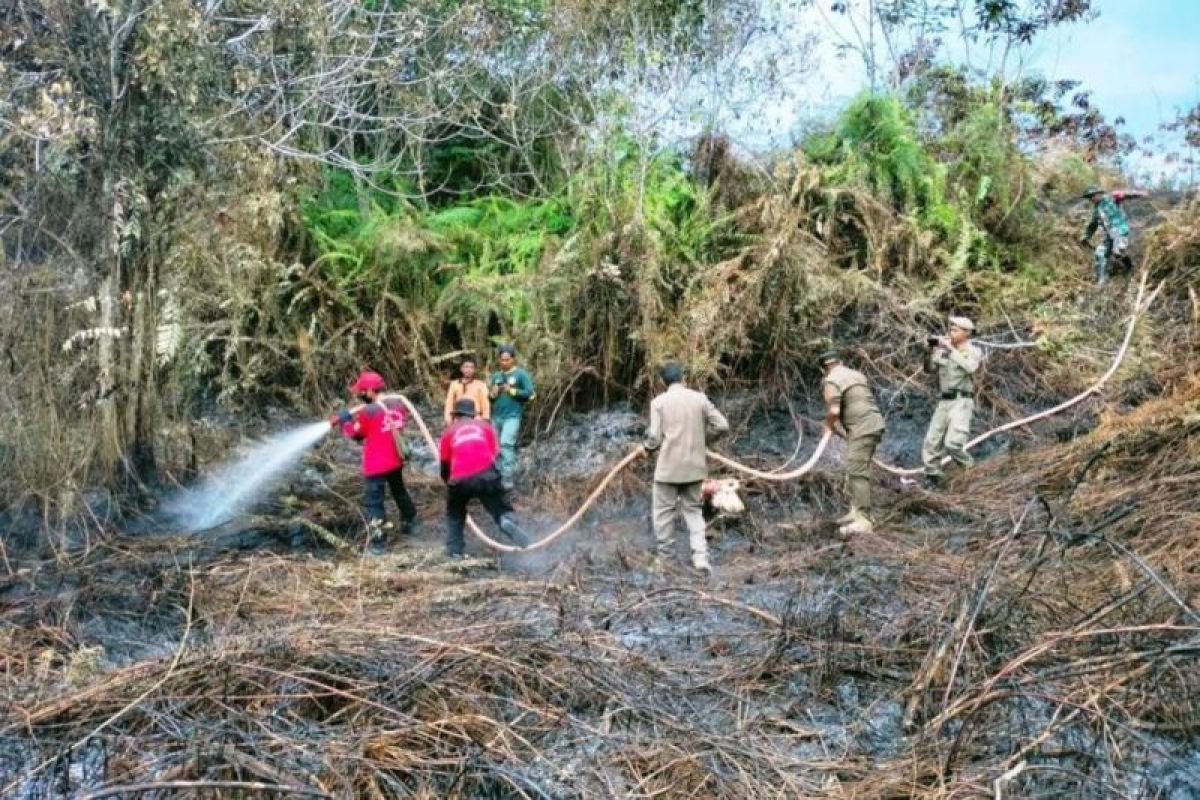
332,371,418,546
438,398,529,558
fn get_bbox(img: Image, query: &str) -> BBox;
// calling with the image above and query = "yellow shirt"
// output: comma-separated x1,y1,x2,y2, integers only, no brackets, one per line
444,378,491,424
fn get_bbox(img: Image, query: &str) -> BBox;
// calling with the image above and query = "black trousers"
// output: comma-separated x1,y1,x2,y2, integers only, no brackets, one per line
364,467,417,525
445,468,526,554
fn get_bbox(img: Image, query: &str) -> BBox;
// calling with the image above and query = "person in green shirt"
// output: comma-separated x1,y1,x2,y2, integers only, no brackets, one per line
488,344,535,488
1080,185,1148,286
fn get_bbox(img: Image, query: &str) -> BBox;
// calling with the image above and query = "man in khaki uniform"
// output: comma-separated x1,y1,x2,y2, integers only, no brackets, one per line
922,316,983,488
643,362,730,573
819,349,886,534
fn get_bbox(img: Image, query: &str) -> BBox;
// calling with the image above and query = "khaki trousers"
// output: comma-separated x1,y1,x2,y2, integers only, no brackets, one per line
846,431,882,513
652,481,708,559
922,397,974,476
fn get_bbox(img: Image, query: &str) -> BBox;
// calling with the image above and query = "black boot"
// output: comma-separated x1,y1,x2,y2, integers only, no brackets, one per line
499,515,530,548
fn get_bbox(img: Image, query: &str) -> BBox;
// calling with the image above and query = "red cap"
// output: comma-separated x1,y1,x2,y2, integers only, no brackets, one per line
350,370,386,392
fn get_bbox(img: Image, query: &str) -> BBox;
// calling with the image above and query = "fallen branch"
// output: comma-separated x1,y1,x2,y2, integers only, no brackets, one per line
82,781,332,799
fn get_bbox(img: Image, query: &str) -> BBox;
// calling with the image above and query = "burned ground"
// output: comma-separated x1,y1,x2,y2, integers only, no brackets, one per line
2,281,1198,799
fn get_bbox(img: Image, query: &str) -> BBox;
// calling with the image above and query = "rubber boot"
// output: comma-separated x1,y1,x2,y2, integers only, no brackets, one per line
499,515,530,548
691,551,712,574
366,519,388,554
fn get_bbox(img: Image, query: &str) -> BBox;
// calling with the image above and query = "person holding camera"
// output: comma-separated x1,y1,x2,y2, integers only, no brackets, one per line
819,349,885,535
921,317,982,489
489,344,535,489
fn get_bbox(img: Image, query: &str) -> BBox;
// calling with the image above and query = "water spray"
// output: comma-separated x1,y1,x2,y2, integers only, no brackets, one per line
165,419,334,532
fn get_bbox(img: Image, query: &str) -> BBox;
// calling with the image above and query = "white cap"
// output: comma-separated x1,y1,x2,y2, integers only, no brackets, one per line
948,316,975,332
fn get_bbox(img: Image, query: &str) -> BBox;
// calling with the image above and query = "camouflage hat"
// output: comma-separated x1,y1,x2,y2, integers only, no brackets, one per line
948,316,974,332
817,348,842,366
1081,185,1104,198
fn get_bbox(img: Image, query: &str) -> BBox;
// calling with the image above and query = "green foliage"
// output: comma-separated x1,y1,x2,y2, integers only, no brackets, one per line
809,96,935,212
289,133,735,395
801,88,1070,283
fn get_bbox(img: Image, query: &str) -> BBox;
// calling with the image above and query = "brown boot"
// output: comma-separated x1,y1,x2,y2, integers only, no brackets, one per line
838,511,874,535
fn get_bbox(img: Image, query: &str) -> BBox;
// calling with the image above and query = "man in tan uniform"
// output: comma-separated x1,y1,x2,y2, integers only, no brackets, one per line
922,316,983,488
643,362,730,573
819,349,886,534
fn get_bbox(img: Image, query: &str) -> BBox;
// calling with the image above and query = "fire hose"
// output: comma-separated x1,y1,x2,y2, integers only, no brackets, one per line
370,273,1159,549
872,271,1163,477
389,394,645,553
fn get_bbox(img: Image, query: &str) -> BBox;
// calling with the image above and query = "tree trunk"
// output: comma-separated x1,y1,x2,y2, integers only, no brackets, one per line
125,254,158,482
99,173,158,488
97,174,125,472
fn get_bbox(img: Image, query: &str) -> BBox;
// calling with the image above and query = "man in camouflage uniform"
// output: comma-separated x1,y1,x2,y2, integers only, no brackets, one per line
1080,185,1148,286
922,317,982,489
819,349,886,535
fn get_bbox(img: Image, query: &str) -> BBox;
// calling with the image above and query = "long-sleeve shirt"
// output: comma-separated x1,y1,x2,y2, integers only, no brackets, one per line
438,418,500,483
644,383,729,483
926,343,982,395
443,378,491,424
489,367,535,419
1084,191,1136,240
340,399,406,476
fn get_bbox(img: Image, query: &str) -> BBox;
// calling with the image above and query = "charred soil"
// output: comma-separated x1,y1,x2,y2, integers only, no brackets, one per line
2,280,1198,799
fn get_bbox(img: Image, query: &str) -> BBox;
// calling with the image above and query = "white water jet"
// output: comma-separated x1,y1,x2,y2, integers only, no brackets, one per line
167,420,332,532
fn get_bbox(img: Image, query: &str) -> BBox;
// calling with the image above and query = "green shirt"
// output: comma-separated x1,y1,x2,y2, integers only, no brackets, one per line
489,367,535,419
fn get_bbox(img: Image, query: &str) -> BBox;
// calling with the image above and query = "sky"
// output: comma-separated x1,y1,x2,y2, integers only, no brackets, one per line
668,0,1200,181
1029,0,1200,164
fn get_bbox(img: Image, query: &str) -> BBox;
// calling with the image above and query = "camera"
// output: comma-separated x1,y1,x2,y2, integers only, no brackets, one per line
926,335,940,347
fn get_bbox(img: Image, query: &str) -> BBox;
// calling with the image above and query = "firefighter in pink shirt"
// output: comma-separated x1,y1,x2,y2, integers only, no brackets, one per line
331,371,418,547
438,398,529,558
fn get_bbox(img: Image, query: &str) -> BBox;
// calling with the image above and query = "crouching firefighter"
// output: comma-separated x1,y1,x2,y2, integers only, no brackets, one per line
438,398,530,558
331,371,419,548
819,349,885,535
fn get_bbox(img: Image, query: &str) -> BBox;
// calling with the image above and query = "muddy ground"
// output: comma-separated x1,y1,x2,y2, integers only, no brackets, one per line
2,340,1198,797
